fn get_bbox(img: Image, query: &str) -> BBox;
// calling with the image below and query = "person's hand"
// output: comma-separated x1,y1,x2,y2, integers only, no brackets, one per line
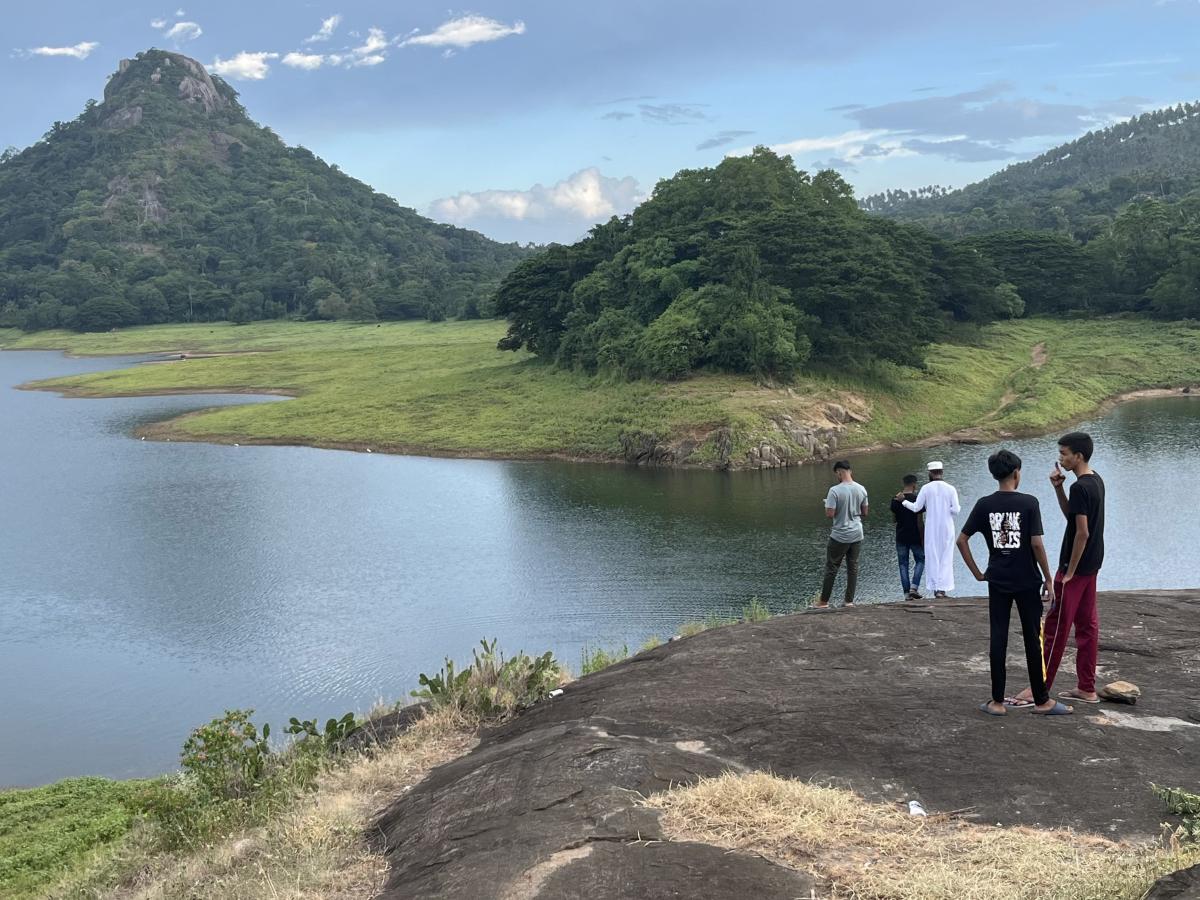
1041,582,1053,603
975,572,986,582
895,491,906,501
1049,461,1066,488
1061,571,1075,586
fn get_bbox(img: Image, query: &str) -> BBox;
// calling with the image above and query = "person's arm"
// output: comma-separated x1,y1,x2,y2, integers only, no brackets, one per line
956,532,985,581
1051,464,1069,518
825,506,836,519
1031,535,1053,601
860,502,869,518
902,490,926,513
950,486,961,517
824,488,837,519
1063,514,1089,582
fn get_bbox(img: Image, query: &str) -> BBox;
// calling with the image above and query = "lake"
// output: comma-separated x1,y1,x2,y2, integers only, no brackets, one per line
2,349,1197,786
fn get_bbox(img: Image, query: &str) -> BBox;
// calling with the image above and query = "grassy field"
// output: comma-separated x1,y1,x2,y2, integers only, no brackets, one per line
3,317,1199,464
0,777,152,900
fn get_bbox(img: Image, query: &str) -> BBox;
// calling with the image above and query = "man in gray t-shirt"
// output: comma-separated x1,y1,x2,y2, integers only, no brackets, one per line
819,460,869,608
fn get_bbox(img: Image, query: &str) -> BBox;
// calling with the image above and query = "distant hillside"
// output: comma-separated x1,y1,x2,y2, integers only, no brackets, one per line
860,101,1200,241
0,49,529,331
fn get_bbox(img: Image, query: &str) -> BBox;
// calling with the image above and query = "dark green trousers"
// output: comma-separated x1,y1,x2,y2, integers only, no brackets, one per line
820,538,862,604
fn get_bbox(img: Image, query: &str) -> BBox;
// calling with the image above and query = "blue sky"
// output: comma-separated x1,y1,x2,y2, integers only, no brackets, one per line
5,1,1200,243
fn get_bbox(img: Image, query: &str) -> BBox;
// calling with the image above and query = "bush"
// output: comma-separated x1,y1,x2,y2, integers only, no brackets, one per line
180,709,272,801
1154,784,1200,842
412,639,562,720
580,644,629,675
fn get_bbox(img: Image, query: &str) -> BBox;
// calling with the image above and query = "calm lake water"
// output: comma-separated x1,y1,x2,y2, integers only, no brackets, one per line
2,349,1198,786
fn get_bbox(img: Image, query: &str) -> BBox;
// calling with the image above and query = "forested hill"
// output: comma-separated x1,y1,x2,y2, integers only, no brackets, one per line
495,149,1022,379
0,49,529,331
859,101,1200,240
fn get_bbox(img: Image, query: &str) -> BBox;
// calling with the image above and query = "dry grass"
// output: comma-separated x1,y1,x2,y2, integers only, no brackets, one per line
643,771,1200,900
47,707,476,900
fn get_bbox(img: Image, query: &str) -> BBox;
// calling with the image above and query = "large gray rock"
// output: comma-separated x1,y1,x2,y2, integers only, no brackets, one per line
375,590,1200,899
1148,863,1200,899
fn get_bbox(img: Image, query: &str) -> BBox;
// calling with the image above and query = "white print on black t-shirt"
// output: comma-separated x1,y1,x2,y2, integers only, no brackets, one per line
989,511,1021,549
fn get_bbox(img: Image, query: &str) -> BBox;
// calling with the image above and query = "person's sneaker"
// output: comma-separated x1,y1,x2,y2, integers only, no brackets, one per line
934,590,947,598
908,589,923,600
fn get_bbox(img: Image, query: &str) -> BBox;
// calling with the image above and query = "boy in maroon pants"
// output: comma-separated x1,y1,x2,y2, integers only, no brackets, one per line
1013,431,1105,706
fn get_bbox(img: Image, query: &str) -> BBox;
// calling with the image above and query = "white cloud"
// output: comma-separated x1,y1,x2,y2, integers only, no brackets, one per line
352,53,386,67
355,26,387,55
401,15,525,50
210,51,279,80
164,21,202,41
431,168,642,224
176,8,186,15
29,41,98,59
304,14,342,43
282,51,325,70
150,18,167,28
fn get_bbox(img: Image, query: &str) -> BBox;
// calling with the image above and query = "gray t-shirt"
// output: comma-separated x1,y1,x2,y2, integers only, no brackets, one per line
825,481,868,544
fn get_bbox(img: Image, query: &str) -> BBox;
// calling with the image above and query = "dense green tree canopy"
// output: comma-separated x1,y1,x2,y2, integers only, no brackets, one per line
495,149,1016,378
0,50,528,332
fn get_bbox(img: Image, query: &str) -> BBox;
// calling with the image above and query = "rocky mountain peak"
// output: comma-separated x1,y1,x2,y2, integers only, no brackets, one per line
101,49,232,126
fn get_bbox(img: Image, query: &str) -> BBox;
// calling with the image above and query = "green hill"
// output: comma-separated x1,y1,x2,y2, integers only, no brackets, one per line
859,100,1200,241
0,49,529,331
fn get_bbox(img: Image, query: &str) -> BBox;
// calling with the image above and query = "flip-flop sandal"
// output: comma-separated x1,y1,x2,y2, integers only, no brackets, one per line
1033,700,1074,716
1058,692,1100,704
1003,697,1035,708
979,702,1006,717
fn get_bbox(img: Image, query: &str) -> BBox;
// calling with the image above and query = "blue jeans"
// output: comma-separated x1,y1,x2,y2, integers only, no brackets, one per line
897,542,925,594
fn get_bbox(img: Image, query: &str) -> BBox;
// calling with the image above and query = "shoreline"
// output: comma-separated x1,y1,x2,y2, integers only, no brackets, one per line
18,361,1198,468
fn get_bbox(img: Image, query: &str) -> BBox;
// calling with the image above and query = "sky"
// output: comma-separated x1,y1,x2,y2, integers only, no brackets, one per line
4,1,1200,244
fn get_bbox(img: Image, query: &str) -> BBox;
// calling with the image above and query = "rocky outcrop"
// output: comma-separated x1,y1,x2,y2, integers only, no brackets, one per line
619,401,864,470
100,106,142,130
1148,863,1200,899
374,590,1200,899
104,51,227,115
103,175,168,224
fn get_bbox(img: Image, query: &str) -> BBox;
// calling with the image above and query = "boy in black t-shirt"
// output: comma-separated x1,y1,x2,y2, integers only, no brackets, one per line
957,449,1072,716
1011,431,1106,706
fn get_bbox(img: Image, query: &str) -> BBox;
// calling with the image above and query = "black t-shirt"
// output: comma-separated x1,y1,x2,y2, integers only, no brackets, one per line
1059,473,1105,574
961,490,1045,592
891,492,922,545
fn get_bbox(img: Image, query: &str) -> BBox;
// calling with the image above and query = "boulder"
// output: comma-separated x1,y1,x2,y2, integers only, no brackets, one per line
1100,680,1142,704
374,590,1200,898
1147,863,1200,899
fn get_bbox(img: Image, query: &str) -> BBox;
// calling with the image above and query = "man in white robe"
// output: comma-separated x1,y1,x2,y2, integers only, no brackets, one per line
900,461,961,597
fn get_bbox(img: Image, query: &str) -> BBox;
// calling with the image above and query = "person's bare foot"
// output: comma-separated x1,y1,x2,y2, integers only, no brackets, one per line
1058,688,1100,703
1012,688,1034,703
813,601,830,609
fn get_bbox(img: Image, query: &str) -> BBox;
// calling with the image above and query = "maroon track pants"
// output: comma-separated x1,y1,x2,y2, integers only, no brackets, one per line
1041,571,1099,694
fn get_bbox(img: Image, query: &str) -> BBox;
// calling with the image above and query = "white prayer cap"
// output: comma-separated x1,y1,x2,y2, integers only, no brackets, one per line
927,460,944,471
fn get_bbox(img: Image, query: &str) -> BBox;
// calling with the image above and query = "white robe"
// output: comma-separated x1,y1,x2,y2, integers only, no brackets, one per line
903,480,961,592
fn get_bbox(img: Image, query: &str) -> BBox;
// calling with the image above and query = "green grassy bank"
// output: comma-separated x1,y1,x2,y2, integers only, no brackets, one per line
3,317,1199,464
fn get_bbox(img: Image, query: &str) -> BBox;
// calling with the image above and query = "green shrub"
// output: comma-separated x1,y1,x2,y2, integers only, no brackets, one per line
180,709,272,801
580,644,629,675
413,639,562,720
1154,784,1200,842
742,597,772,622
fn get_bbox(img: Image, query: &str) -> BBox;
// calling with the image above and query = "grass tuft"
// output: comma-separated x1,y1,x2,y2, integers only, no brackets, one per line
645,771,1200,900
